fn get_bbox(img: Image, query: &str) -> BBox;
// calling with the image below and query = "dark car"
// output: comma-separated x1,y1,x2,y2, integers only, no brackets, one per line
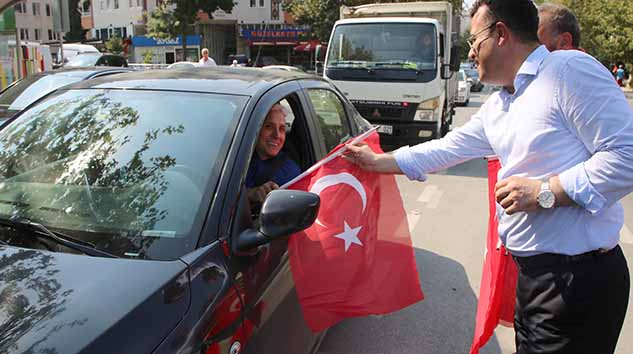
0,67,372,354
0,67,131,121
66,52,129,68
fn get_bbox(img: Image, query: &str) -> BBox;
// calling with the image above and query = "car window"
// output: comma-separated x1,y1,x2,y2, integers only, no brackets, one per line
0,89,247,260
306,89,351,152
67,53,101,67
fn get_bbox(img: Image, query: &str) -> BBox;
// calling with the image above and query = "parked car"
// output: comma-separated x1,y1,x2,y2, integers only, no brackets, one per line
0,67,373,354
463,68,484,92
227,54,250,67
0,67,131,121
66,52,128,68
167,61,199,69
456,69,471,106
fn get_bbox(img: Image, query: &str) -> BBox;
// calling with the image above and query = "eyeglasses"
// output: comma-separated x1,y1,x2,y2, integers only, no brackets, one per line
466,22,497,53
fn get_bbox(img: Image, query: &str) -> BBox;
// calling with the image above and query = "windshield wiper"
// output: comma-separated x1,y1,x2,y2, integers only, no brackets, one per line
373,62,422,74
0,216,118,258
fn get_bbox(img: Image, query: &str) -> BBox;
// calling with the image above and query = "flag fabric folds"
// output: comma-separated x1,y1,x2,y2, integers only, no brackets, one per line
469,157,518,354
287,131,424,332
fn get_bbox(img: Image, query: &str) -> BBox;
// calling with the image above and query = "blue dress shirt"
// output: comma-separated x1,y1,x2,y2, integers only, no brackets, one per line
394,45,633,256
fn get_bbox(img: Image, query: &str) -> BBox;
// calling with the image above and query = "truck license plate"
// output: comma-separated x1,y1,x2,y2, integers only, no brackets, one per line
377,125,393,135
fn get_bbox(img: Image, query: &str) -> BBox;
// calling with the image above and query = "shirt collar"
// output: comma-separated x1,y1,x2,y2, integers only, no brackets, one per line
502,45,549,98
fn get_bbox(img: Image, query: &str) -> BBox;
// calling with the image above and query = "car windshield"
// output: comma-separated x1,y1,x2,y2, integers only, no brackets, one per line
67,53,101,67
0,89,246,260
326,23,437,71
0,72,90,111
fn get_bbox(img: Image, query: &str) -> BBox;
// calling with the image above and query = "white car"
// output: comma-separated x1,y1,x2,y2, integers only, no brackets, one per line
456,70,472,106
167,61,199,69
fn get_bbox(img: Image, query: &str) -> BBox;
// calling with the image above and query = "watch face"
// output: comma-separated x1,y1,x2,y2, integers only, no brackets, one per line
539,191,555,208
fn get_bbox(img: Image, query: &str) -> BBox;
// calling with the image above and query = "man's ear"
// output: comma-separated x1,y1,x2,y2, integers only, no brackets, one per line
496,22,510,47
558,32,574,50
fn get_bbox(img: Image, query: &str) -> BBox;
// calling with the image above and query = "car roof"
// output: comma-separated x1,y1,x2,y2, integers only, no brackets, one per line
26,66,132,79
69,67,320,96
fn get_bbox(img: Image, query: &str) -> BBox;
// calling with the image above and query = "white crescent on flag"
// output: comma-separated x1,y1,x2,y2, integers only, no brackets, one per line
309,172,367,227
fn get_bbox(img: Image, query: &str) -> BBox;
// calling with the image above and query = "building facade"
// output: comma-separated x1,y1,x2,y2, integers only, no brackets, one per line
90,0,158,41
13,0,58,43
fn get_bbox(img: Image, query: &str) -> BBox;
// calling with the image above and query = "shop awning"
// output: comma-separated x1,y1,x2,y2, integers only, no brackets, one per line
294,41,326,52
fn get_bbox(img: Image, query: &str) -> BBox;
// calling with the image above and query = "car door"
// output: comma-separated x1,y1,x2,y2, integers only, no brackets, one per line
219,81,324,354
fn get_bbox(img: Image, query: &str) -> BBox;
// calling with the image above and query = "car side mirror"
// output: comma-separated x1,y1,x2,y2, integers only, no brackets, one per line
235,190,320,251
449,45,460,71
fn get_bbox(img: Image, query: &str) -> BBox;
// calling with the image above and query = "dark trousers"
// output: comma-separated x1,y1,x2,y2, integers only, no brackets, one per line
513,245,630,354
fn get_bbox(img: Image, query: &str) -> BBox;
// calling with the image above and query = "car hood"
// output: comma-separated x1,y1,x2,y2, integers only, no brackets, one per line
0,246,190,354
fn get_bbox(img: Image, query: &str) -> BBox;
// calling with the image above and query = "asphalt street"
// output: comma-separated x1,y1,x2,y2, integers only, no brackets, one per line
317,87,633,354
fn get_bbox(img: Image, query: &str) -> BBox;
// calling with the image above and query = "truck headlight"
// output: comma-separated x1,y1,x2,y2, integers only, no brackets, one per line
414,97,440,122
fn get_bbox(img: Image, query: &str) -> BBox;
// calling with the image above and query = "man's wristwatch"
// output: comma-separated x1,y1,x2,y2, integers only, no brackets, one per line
537,180,555,209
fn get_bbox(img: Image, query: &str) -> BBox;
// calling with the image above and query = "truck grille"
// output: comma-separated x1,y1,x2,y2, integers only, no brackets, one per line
351,100,417,121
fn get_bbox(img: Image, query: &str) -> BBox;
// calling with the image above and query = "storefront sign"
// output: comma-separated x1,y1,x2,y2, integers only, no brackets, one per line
132,35,201,47
241,28,308,42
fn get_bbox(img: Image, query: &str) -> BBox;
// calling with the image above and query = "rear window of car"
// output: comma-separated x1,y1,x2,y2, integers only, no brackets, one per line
0,89,247,260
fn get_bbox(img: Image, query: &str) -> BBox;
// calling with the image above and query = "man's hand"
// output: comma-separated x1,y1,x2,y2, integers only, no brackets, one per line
495,176,541,215
343,143,402,174
247,181,279,205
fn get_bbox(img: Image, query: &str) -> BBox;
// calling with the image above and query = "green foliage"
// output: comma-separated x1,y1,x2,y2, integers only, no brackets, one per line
147,0,235,52
106,35,124,55
283,0,463,41
543,0,633,66
65,0,86,42
142,50,154,64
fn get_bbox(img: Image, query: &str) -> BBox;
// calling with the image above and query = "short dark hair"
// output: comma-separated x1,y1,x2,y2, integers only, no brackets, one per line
538,3,581,48
470,0,539,44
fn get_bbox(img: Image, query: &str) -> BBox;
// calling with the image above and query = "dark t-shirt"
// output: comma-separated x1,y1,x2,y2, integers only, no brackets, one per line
245,152,301,188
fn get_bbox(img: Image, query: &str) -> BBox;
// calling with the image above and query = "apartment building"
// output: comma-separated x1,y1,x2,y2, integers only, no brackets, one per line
90,0,158,40
13,0,59,43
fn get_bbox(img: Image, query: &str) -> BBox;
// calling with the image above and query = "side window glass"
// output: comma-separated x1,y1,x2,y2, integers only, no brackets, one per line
306,89,351,152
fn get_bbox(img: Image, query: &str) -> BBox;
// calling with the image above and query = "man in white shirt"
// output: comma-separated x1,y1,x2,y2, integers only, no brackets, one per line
198,48,217,67
345,0,632,353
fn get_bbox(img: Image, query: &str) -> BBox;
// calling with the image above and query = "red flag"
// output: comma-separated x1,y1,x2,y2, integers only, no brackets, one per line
469,157,519,354
287,131,424,332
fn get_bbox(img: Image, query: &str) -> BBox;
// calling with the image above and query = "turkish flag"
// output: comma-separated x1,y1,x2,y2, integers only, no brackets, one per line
286,131,424,332
469,157,518,354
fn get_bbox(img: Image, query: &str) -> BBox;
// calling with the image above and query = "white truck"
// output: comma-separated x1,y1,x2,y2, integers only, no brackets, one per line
322,1,460,145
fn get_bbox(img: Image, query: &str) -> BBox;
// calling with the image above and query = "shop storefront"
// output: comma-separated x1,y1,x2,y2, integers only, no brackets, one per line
241,27,311,68
131,35,201,64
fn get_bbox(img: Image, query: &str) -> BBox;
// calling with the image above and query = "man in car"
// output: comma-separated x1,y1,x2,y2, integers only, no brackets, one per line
246,103,301,206
414,32,436,63
537,3,581,51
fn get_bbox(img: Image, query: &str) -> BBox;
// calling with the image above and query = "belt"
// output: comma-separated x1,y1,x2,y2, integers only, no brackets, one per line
513,245,619,269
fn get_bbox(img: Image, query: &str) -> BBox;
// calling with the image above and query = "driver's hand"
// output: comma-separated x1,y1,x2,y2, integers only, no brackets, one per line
247,181,279,205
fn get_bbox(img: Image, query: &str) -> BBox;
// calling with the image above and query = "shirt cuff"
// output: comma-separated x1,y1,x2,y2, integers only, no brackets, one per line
558,162,607,214
393,146,428,182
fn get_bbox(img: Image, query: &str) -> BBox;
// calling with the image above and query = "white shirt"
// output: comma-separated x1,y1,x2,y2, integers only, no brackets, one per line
394,45,633,256
198,57,217,67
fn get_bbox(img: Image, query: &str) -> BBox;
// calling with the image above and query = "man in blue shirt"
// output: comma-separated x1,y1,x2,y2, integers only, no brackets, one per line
345,0,632,353
246,103,301,206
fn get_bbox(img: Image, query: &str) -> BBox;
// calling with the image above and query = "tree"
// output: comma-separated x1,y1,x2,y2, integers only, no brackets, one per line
146,0,235,62
283,0,463,42
106,35,124,55
65,0,86,42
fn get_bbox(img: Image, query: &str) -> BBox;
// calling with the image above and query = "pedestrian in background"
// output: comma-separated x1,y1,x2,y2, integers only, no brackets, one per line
345,0,632,353
199,48,217,67
617,64,626,86
537,3,581,51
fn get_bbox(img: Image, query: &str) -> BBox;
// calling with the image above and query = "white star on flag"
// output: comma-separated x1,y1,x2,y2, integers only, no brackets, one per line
334,221,363,252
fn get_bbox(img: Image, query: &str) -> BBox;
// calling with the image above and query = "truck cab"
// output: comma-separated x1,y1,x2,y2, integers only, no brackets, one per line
323,1,460,148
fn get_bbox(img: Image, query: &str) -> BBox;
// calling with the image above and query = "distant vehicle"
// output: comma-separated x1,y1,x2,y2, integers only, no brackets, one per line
456,69,471,106
262,65,304,72
325,1,460,145
167,61,199,69
463,68,483,92
59,44,100,66
66,53,128,68
0,67,130,121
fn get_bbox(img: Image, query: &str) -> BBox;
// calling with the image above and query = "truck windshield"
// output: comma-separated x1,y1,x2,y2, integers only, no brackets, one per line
326,23,437,72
